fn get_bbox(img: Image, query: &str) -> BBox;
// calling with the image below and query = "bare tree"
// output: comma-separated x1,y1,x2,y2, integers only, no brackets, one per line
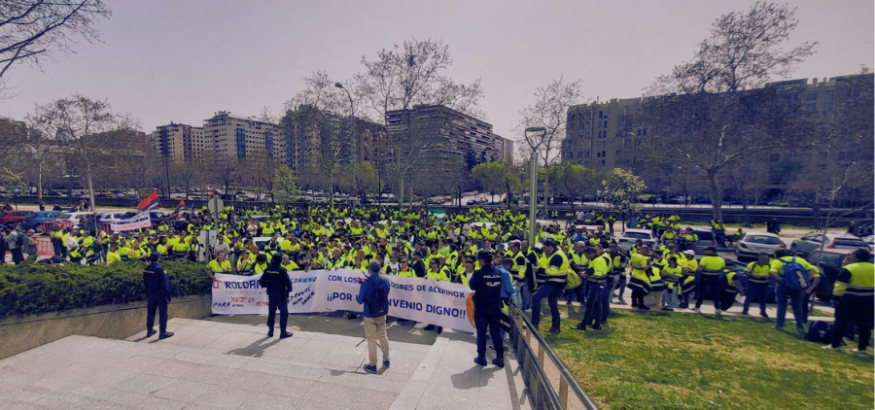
210,156,238,197
29,95,137,221
514,77,584,211
354,37,484,206
0,1,111,91
645,2,817,220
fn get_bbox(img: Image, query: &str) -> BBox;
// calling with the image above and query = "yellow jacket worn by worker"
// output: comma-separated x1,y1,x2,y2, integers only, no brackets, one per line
538,249,570,286
628,253,651,294
833,261,874,298
699,255,726,276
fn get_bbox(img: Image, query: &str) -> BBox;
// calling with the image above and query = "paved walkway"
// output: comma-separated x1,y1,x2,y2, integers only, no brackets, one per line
0,315,531,410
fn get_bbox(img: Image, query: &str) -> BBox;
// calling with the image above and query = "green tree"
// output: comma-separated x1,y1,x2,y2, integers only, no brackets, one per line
471,161,519,204
600,168,647,231
272,166,299,205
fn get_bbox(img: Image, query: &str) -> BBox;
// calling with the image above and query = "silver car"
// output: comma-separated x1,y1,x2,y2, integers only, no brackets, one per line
735,233,783,261
790,233,870,257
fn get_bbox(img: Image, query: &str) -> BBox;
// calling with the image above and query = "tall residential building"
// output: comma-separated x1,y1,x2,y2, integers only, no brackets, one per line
495,137,514,163
203,111,285,163
148,123,207,164
561,73,874,192
386,105,505,189
280,105,385,173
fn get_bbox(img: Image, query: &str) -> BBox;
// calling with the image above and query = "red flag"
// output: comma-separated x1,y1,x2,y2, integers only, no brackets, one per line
172,200,185,220
137,191,159,211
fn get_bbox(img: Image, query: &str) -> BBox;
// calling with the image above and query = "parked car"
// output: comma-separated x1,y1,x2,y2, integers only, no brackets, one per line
0,211,36,227
735,233,784,261
862,235,874,249
98,211,132,223
617,229,657,252
20,211,68,231
790,233,870,257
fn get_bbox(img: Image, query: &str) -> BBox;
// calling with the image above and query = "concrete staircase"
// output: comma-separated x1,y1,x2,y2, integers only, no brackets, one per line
0,318,531,410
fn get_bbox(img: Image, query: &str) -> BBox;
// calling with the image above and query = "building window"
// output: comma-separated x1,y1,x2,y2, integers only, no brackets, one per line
598,111,605,119
584,150,590,158
637,127,647,136
823,102,834,112
616,149,621,157
824,90,835,101
596,151,602,158
617,117,625,128
600,159,606,167
806,92,818,101
597,140,606,149
805,103,817,113
598,130,607,138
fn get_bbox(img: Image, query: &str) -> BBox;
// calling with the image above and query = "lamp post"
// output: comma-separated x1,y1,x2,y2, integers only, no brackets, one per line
525,127,546,248
335,82,356,209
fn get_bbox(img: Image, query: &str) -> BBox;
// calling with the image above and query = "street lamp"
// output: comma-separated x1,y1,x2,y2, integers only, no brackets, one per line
335,82,356,209
525,126,546,248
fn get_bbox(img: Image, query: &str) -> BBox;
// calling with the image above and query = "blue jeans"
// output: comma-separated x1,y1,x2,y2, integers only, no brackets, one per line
531,282,564,331
743,281,769,315
583,280,605,326
775,284,804,330
599,276,616,323
520,281,532,310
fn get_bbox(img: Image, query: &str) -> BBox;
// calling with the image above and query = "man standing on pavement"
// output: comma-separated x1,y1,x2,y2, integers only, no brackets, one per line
470,250,505,368
357,260,391,374
695,246,726,316
259,256,293,339
143,253,174,339
576,247,608,331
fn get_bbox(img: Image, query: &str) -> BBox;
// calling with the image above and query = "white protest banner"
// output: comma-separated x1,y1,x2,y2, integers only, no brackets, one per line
110,212,151,232
211,271,323,315
211,269,475,333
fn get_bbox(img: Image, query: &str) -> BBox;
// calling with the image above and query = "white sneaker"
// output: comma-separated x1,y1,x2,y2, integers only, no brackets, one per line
822,345,841,351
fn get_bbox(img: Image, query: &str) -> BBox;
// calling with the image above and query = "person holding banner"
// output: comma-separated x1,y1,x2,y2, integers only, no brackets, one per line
356,260,391,374
205,251,232,280
470,250,505,368
259,256,293,339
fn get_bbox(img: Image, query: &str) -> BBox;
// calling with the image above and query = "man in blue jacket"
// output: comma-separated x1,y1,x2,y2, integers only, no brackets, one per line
356,261,391,374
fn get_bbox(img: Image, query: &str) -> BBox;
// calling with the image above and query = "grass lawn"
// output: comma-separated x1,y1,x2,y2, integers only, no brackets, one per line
810,308,834,318
544,308,873,410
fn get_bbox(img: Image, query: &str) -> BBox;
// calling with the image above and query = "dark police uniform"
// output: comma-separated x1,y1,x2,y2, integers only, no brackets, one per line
470,262,505,367
143,257,173,338
259,261,293,337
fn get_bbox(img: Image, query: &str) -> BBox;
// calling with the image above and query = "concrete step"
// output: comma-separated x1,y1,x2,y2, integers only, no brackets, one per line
0,317,531,410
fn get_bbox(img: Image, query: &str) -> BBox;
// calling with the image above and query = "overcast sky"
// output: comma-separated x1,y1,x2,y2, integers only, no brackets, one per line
1,0,872,141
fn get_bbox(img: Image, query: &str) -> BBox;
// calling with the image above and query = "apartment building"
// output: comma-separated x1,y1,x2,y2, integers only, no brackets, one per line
561,73,874,190
203,111,285,162
148,123,207,164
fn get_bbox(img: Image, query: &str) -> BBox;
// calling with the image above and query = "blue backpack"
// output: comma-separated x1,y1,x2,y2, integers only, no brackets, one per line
781,257,810,290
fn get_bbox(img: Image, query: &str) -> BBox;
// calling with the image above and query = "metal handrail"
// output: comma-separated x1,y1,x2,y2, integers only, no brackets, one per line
509,304,600,410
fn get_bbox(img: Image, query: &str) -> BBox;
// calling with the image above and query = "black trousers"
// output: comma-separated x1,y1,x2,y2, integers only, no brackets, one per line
146,293,168,334
11,248,23,265
832,295,874,350
267,292,289,332
52,239,63,257
582,281,604,326
475,312,503,359
696,274,724,310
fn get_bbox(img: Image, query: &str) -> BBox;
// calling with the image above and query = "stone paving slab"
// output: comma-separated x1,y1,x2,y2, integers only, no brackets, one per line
1,315,532,410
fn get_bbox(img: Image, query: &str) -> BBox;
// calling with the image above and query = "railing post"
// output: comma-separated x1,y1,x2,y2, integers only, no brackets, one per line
559,378,569,409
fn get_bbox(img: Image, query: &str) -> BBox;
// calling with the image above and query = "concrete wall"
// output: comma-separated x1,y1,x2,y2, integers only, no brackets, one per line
0,295,211,360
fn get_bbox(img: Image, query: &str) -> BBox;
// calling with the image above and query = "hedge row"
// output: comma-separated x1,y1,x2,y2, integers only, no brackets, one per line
0,260,212,319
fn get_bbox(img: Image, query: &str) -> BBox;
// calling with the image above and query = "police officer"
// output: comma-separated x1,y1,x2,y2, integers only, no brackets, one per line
825,249,874,353
143,253,173,339
259,256,293,338
470,250,505,368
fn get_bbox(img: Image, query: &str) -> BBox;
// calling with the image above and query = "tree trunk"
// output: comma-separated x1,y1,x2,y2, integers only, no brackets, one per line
398,174,405,207
37,161,43,204
706,170,723,221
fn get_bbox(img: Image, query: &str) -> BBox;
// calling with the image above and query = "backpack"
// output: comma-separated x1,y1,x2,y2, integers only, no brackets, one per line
367,278,389,317
805,321,833,344
781,257,810,290
565,270,582,290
